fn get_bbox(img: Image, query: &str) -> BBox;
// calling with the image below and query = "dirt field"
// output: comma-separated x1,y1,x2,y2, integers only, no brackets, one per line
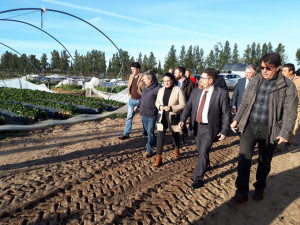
0,115,299,224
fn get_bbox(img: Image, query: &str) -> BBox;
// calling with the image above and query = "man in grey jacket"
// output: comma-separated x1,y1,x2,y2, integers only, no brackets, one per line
230,53,298,204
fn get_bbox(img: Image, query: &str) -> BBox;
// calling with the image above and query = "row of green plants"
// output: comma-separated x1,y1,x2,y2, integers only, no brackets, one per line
0,87,125,123
96,86,127,93
0,99,48,119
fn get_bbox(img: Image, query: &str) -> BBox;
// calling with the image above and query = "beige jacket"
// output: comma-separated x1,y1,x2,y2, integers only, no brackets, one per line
127,73,144,96
155,86,186,132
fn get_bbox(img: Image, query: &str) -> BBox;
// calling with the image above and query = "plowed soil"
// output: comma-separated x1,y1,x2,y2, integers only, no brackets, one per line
0,116,299,225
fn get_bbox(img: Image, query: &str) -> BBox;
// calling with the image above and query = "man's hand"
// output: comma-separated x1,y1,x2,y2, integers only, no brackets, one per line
217,133,226,141
275,136,288,145
231,106,236,114
230,121,239,133
134,106,138,112
178,121,185,129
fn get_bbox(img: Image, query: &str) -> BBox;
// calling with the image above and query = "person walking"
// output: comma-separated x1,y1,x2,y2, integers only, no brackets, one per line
134,71,161,157
153,73,186,167
179,68,231,189
119,62,144,140
230,53,298,204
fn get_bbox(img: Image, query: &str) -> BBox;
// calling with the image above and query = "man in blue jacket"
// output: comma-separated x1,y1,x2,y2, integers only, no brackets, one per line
231,65,256,114
135,71,161,157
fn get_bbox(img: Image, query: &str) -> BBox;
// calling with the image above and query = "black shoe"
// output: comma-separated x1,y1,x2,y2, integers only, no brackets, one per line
252,189,264,201
191,179,204,190
144,152,154,158
118,135,129,140
232,193,248,204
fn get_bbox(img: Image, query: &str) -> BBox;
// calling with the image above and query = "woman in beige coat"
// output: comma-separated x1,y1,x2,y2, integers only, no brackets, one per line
153,73,186,167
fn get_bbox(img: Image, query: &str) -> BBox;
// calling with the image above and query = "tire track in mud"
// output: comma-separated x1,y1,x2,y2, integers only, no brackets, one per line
0,129,240,224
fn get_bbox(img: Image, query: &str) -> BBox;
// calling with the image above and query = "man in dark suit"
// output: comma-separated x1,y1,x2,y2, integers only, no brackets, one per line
179,68,231,189
231,65,256,114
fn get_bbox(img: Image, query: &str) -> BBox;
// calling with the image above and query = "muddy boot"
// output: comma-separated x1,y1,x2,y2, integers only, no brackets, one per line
174,147,180,157
153,155,162,167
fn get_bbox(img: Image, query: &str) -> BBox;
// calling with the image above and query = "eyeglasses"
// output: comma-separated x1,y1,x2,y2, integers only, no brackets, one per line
260,66,275,71
199,76,211,80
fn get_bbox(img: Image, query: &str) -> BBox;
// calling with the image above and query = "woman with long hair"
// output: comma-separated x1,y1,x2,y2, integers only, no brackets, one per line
153,73,186,167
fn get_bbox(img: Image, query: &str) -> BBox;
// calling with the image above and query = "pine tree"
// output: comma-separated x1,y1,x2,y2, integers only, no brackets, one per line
205,50,215,68
243,45,251,65
184,45,194,70
262,43,268,56
275,43,288,64
148,52,157,71
231,43,239,63
178,45,186,66
51,50,60,70
40,53,48,71
157,60,163,75
163,45,178,73
296,49,300,66
267,42,273,53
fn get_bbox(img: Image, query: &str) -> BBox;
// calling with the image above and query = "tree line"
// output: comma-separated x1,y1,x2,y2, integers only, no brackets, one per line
0,41,299,78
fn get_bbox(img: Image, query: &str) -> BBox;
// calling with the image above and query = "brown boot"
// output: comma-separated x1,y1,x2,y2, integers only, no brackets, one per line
153,155,162,167
174,147,180,157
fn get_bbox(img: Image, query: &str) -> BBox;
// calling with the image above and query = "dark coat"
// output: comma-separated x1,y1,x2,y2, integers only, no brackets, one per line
137,81,161,119
180,86,231,138
181,78,195,101
214,75,227,90
234,72,298,143
231,78,247,110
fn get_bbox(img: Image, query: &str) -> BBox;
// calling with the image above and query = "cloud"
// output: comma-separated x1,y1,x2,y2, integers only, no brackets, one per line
42,0,234,42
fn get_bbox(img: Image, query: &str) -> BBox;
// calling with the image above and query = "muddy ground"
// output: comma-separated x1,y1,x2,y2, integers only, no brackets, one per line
0,115,299,224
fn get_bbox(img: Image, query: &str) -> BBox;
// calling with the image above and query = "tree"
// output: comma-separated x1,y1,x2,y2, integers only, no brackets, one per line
184,45,194,70
40,53,48,71
59,50,69,72
261,43,268,56
243,45,251,65
267,42,273,53
178,45,185,66
18,54,28,71
194,46,205,74
50,50,60,70
275,43,288,64
205,50,215,68
296,49,300,66
142,54,149,71
157,60,163,75
231,43,239,63
163,45,178,73
250,42,257,66
147,52,157,71
28,55,40,72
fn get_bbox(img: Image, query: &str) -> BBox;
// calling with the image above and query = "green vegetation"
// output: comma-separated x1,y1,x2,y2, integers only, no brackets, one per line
56,84,83,93
0,87,125,123
96,86,127,93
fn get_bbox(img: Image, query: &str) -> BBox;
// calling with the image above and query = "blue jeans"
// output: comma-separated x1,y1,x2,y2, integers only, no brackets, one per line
123,98,140,136
142,116,156,153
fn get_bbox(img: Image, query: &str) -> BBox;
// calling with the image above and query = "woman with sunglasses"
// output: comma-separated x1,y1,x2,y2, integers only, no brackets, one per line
153,73,186,167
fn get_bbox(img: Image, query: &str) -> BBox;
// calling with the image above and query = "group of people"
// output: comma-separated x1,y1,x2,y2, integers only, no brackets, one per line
117,52,299,204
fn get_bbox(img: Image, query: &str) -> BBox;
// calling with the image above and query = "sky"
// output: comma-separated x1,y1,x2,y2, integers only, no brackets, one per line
0,0,299,69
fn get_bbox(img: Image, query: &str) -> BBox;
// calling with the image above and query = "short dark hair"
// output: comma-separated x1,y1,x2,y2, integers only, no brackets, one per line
202,68,219,82
176,66,186,76
131,62,141,69
163,72,175,82
283,63,295,73
261,52,281,67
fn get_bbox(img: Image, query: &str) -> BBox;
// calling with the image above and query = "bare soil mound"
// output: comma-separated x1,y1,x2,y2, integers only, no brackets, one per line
0,116,299,224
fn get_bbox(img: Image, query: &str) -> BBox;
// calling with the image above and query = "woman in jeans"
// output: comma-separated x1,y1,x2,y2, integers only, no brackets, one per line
153,73,186,167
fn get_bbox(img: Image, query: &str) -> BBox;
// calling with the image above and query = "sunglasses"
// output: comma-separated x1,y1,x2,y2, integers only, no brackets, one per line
260,66,275,71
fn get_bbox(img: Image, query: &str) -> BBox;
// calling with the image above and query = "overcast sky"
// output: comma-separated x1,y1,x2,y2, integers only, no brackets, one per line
1,0,299,68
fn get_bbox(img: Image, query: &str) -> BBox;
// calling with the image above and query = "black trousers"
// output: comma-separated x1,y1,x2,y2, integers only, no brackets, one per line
194,123,214,180
235,121,275,195
156,130,180,155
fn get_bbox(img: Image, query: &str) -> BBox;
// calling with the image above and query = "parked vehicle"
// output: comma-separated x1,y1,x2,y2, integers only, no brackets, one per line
194,73,241,90
218,74,242,89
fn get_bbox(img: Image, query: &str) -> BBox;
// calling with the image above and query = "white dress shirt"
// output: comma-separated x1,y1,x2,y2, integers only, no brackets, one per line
196,85,214,123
